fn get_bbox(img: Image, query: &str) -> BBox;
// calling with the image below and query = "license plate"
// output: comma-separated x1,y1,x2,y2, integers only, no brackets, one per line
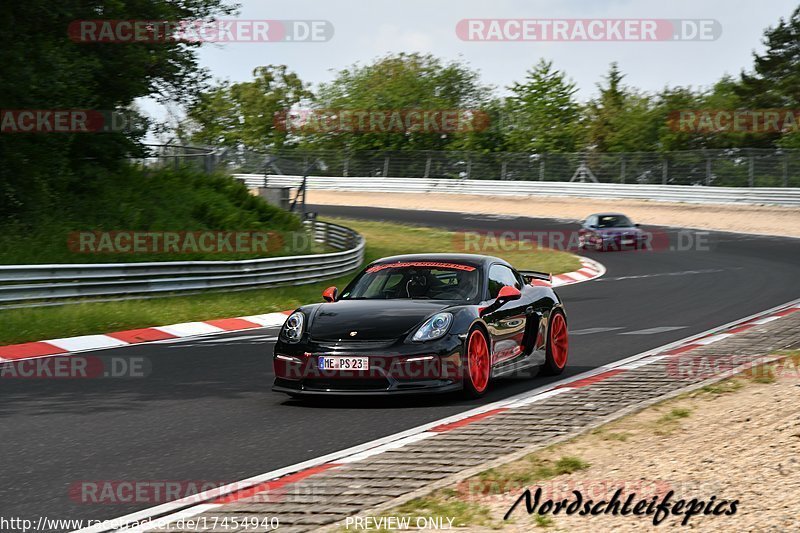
622,238,634,245
318,356,369,371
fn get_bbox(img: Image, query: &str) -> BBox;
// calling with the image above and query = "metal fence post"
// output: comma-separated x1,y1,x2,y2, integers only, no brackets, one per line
748,157,755,187
500,159,507,180
424,154,431,178
383,156,390,177
662,158,668,185
539,157,545,181
706,158,712,186
783,155,789,187
620,156,626,184
466,158,472,179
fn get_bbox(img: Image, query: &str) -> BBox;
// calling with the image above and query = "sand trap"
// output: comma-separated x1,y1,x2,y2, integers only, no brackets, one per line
308,191,800,238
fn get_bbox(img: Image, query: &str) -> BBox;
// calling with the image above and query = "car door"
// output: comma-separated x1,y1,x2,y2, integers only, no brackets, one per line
483,264,528,365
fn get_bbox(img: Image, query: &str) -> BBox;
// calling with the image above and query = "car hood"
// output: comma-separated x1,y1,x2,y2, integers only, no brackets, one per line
309,299,454,341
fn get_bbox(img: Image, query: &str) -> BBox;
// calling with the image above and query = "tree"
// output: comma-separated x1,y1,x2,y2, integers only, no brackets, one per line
738,6,800,147
182,66,313,150
0,0,236,222
504,60,585,153
307,53,492,152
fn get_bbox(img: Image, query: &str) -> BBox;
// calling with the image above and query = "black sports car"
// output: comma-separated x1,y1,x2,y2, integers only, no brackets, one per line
272,254,568,397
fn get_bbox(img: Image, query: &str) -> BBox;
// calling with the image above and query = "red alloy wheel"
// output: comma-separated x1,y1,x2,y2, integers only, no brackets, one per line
467,329,490,393
549,312,568,369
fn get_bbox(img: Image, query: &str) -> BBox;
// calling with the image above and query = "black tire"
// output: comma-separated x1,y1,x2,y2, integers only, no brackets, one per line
541,310,569,376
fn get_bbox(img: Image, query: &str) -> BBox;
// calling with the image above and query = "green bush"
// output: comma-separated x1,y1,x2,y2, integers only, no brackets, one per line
0,165,303,264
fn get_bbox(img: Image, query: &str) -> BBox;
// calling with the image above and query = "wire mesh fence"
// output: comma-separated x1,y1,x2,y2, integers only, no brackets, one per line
136,146,800,187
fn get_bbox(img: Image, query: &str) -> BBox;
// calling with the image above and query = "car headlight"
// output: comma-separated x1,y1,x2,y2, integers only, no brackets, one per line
281,311,305,343
412,312,453,342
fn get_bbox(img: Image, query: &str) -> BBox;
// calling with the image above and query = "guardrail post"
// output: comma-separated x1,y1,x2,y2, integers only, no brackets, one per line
662,158,668,185
500,159,507,180
706,158,712,186
343,155,349,177
783,155,789,187
748,157,755,187
466,158,472,179
424,154,431,178
620,156,626,184
383,155,390,177
539,157,545,181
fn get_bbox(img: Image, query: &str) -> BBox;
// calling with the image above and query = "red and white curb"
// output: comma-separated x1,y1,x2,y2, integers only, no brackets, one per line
1,258,604,364
0,312,292,363
74,297,800,533
551,257,605,287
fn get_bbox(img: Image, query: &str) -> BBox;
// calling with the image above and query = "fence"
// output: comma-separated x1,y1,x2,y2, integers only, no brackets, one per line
234,175,800,207
0,221,364,308
215,148,800,188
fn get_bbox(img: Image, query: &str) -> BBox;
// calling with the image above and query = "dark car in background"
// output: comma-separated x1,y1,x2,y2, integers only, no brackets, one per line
578,213,647,251
272,254,568,398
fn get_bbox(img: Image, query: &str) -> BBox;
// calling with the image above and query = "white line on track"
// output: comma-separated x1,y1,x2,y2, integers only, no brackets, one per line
597,268,730,282
620,326,688,335
570,327,625,336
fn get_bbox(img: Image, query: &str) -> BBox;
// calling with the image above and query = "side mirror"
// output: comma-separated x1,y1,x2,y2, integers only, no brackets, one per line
497,285,521,302
322,286,338,302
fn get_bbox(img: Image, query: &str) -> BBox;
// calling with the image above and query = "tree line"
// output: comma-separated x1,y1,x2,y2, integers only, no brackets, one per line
181,6,800,155
1,1,798,222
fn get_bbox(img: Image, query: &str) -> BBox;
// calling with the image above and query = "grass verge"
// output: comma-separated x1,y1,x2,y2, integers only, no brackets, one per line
0,166,305,264
369,350,799,531
0,217,581,345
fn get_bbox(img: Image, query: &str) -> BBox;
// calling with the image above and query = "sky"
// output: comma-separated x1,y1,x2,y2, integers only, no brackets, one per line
145,0,799,139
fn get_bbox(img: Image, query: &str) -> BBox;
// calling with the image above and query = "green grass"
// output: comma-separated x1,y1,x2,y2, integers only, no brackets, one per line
470,455,590,495
330,217,581,275
591,428,631,442
654,407,692,435
700,379,744,395
0,166,304,264
0,217,580,345
660,408,692,421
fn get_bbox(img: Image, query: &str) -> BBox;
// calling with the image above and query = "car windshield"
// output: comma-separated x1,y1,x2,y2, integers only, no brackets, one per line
597,215,634,228
339,262,480,301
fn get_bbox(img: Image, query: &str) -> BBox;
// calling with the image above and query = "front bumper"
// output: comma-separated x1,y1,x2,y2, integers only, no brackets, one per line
272,334,465,396
594,233,645,250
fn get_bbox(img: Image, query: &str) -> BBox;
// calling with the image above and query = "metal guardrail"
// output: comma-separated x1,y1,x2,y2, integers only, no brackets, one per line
237,175,800,207
0,221,364,307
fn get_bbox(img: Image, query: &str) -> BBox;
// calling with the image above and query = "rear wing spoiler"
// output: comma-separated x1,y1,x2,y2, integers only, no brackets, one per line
519,270,552,285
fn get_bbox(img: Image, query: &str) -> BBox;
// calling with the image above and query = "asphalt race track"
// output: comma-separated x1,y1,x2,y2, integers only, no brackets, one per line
2,205,799,529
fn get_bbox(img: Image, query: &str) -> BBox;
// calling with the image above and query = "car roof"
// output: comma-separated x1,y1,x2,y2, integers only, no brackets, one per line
591,213,629,218
370,253,510,269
